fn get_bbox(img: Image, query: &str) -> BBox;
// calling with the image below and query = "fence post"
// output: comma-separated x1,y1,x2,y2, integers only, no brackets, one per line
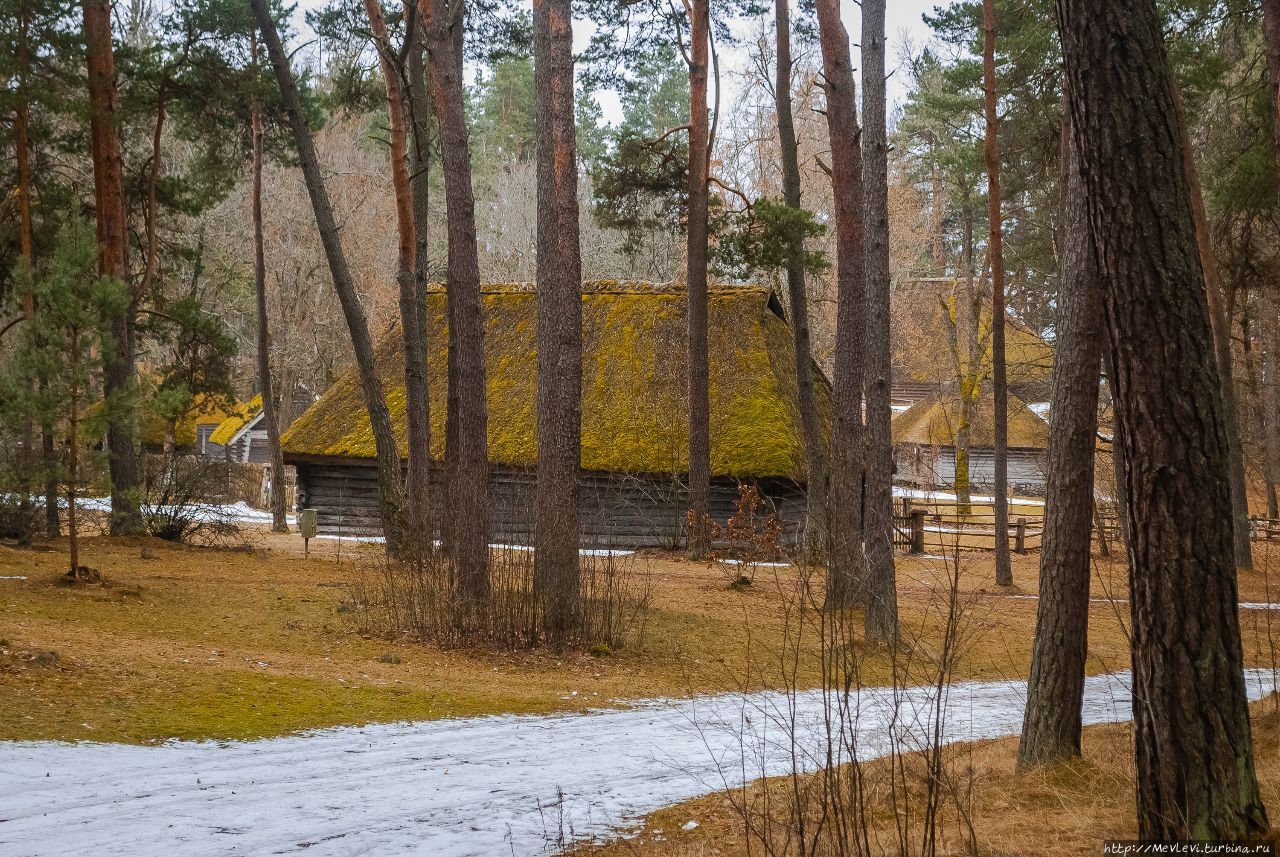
910,509,925,555
1015,517,1027,554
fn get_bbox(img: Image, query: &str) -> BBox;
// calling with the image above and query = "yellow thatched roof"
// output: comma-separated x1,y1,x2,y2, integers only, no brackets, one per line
282,282,831,479
93,390,236,448
891,388,1049,450
191,393,238,427
209,394,263,446
891,280,1053,390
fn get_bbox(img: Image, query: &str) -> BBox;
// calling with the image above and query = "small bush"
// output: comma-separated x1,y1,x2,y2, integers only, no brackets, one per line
139,455,244,546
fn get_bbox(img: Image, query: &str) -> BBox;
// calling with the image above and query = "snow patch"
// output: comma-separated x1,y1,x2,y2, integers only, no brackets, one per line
2,670,1272,857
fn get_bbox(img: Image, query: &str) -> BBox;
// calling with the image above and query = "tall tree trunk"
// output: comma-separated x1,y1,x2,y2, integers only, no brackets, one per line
1018,122,1102,769
251,0,408,556
68,332,81,577
419,0,491,604
685,0,712,559
774,0,828,562
141,88,166,302
953,213,976,516
930,136,946,275
814,0,868,610
860,0,897,641
1101,349,1131,549
250,36,288,534
365,0,432,555
1261,0,1280,521
982,0,1012,587
1057,0,1268,838
84,0,142,536
1172,87,1252,570
42,422,58,538
405,4,435,549
16,0,36,544
1265,308,1280,519
533,0,583,636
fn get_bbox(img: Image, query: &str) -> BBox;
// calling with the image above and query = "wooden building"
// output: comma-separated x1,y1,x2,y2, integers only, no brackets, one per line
281,282,830,547
205,386,317,464
891,388,1050,494
209,395,270,463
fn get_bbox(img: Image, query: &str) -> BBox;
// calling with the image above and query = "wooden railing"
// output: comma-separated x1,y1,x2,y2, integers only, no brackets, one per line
892,502,1044,555
1251,518,1280,542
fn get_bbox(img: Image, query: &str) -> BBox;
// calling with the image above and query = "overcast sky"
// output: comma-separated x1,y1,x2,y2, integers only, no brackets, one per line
294,0,942,124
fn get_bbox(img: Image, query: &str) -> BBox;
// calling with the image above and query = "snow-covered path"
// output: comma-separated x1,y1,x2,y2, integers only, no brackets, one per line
1,670,1275,857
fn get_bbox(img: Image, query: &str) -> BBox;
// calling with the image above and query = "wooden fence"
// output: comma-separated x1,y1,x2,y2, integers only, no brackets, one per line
1251,518,1280,542
892,499,1044,555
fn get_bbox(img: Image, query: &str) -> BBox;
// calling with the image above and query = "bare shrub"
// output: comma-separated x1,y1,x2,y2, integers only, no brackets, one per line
138,454,245,546
714,547,980,857
346,542,652,652
710,482,785,590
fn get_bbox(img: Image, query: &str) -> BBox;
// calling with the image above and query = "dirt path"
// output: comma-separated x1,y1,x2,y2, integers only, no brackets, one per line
3,670,1273,857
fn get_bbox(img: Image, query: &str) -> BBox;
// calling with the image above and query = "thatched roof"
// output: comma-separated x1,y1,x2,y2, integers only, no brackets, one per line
209,394,263,446
89,390,236,448
891,279,1054,393
281,282,831,480
891,387,1049,450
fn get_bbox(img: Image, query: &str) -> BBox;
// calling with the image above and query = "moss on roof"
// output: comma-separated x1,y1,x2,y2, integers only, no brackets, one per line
191,393,238,427
891,388,1049,450
892,281,1054,389
209,394,263,446
281,282,830,479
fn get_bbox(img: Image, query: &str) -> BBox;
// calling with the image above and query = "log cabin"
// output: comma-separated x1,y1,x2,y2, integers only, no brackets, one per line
891,387,1050,494
280,281,831,547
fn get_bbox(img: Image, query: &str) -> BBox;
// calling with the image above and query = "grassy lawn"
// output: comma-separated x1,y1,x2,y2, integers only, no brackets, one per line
2,526,1278,745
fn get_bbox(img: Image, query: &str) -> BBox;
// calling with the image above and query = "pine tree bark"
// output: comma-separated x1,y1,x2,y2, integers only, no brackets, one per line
685,0,712,559
774,0,828,563
251,0,408,556
860,0,897,640
250,37,288,535
532,0,583,637
420,0,491,603
1261,0,1280,521
1018,123,1102,769
1172,87,1252,570
1264,309,1280,519
365,0,433,555
1056,0,1269,838
814,0,868,610
84,0,143,535
405,5,435,546
982,0,1012,587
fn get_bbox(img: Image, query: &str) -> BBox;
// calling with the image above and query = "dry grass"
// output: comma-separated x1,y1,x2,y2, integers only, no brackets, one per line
2,525,1276,746
571,697,1280,857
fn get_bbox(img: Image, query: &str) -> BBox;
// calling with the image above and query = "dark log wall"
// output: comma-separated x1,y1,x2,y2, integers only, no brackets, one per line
293,460,808,548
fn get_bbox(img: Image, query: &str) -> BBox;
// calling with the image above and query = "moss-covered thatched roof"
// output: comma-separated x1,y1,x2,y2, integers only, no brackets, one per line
891,387,1049,450
209,394,263,446
891,281,1054,391
281,282,831,480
